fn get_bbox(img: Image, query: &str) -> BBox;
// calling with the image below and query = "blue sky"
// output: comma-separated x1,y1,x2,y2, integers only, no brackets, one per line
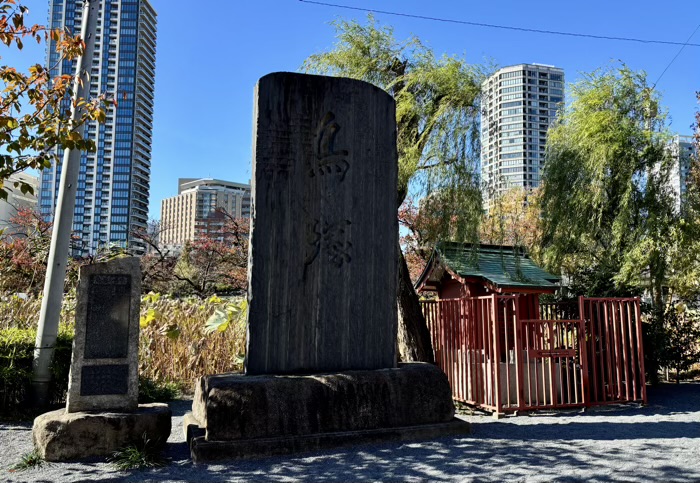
5,0,699,220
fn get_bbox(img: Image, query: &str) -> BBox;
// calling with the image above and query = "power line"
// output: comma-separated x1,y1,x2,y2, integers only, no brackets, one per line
652,22,700,88
299,0,700,48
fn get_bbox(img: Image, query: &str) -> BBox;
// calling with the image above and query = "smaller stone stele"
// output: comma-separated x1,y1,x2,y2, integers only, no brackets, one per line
33,257,171,461
67,257,141,412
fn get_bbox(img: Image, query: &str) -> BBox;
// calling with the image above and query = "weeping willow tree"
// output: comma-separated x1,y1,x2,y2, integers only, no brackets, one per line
303,17,485,361
666,92,700,300
539,65,679,306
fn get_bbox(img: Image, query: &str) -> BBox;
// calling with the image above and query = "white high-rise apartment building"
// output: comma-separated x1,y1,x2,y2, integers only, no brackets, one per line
668,134,697,212
160,178,252,247
40,0,157,254
481,64,565,205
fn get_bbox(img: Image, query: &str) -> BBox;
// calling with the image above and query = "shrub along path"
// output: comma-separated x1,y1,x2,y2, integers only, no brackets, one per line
2,383,699,482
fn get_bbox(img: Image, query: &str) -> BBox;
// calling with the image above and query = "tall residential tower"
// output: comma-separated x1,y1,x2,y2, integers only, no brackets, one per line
40,0,157,254
481,64,564,205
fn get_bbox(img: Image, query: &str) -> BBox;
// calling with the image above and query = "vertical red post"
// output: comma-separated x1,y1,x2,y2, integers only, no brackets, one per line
525,320,533,408
474,299,481,406
457,298,464,402
562,321,572,404
483,297,491,409
466,298,473,404
477,298,484,407
578,296,590,407
634,298,648,404
459,298,466,402
585,298,598,403
610,300,623,400
596,300,606,403
547,321,556,407
447,300,453,397
626,300,639,401
514,297,525,412
533,320,540,407
503,298,511,409
442,300,449,390
602,301,614,402
463,298,470,404
453,299,459,399
491,294,501,414
619,301,631,401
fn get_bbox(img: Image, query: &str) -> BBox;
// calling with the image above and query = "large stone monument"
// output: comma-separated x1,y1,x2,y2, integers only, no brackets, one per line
246,71,398,374
33,258,171,461
185,73,468,462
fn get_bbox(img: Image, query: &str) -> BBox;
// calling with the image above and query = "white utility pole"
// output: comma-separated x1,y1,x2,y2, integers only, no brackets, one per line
32,0,99,407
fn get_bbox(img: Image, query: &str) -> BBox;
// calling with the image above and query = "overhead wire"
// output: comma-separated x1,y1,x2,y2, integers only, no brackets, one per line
652,22,700,88
298,0,700,48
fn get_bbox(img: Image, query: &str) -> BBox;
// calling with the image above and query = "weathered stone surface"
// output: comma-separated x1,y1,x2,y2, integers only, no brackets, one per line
246,72,398,375
67,257,141,412
187,419,470,462
32,403,171,461
193,363,455,441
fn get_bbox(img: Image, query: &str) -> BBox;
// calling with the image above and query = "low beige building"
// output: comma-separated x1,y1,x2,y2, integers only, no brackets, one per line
160,178,251,246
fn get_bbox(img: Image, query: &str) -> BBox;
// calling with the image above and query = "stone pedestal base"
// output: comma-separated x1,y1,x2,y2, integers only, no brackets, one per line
33,403,172,461
187,363,470,462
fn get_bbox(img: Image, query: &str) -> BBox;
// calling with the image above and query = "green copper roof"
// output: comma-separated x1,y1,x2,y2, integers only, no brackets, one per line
436,242,560,289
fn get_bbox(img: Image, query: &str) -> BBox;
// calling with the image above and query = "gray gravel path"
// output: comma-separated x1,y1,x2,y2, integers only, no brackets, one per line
2,383,699,482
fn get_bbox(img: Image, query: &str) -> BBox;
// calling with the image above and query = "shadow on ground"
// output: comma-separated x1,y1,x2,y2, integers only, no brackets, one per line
9,382,700,483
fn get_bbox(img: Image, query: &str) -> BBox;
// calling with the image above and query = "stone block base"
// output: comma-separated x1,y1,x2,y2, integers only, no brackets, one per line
33,403,172,461
186,415,469,461
188,363,470,462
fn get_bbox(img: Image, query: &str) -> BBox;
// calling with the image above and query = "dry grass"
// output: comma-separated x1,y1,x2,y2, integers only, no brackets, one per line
138,294,246,393
0,292,76,330
0,292,247,393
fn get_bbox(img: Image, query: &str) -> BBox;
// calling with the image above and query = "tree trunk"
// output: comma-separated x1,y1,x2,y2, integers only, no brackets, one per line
397,245,434,363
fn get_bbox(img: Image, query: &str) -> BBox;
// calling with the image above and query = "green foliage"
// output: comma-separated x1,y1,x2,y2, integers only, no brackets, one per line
303,15,486,244
540,64,679,302
204,298,247,334
668,100,700,299
642,301,700,385
109,434,167,471
677,367,700,381
658,303,700,382
0,0,110,200
0,326,73,416
137,376,180,404
641,307,665,386
9,449,43,471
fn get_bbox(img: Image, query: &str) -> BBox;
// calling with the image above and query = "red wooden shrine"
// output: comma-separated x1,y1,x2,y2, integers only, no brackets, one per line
416,243,647,415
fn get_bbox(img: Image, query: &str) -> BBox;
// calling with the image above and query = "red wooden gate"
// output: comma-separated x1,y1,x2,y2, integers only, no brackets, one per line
421,295,646,414
518,318,588,410
580,297,647,405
